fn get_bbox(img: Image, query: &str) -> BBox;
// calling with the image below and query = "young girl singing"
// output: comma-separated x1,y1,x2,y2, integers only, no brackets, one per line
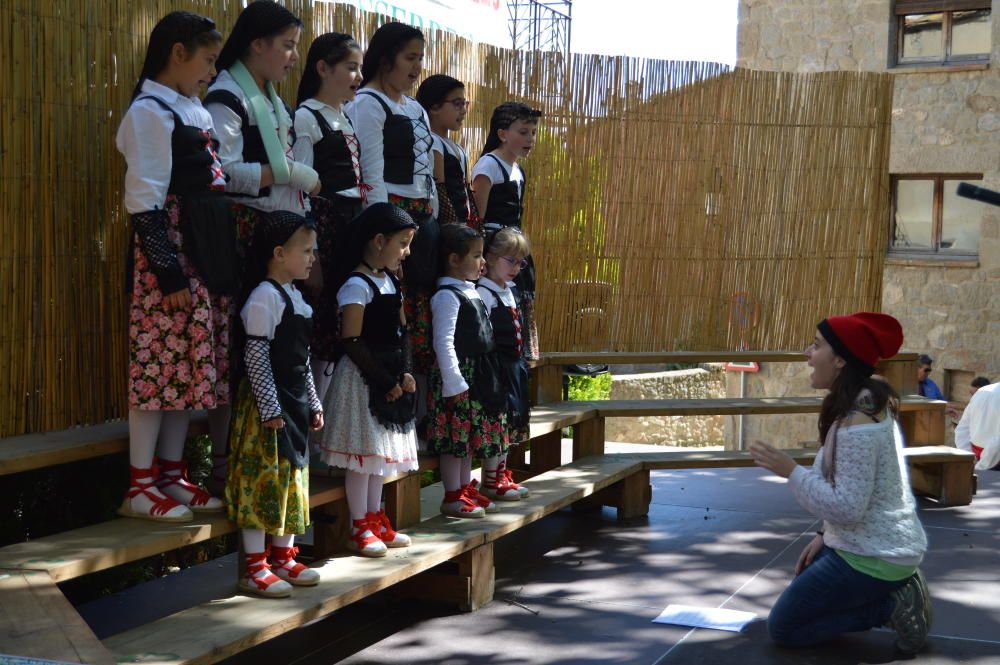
318,203,420,557
227,211,324,598
471,102,543,359
293,32,365,401
348,22,437,374
427,225,509,518
205,0,319,489
417,74,473,227
476,225,532,501
116,11,229,522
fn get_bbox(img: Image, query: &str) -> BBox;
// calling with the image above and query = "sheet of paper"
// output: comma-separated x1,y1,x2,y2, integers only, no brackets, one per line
652,604,758,632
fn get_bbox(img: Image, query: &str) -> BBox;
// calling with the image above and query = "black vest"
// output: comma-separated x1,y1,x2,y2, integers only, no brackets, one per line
137,96,225,195
133,96,238,296
357,90,430,186
265,280,314,469
482,154,525,228
299,105,358,197
203,88,294,198
441,141,470,218
438,284,495,359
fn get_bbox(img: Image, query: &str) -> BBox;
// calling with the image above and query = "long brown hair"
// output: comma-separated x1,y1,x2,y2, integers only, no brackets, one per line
819,363,898,445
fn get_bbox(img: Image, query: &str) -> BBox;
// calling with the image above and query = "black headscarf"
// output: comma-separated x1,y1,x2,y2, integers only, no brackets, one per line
216,0,302,73
330,203,418,292
243,210,316,302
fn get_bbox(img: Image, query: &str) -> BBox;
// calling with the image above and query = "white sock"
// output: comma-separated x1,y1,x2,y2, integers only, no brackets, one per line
461,456,473,487
483,456,500,485
441,455,462,493
345,470,371,522
242,529,269,579
156,410,192,464
312,360,334,404
128,409,162,471
272,534,294,549
367,474,384,514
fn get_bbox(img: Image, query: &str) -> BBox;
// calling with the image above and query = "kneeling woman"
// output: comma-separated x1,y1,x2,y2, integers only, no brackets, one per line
749,313,932,655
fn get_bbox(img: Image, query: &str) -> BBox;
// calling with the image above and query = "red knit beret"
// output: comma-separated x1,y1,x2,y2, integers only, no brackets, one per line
817,312,904,376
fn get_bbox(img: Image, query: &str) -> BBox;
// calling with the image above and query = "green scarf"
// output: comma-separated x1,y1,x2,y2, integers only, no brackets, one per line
229,60,291,185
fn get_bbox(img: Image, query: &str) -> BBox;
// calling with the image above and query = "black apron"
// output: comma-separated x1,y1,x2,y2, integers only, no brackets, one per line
438,285,507,416
300,105,358,197
357,90,417,185
351,272,416,428
266,279,313,469
482,155,535,293
136,95,238,297
480,283,530,428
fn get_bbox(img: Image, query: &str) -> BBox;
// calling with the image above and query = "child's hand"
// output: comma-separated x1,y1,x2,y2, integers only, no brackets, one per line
309,181,322,197
446,390,469,409
400,373,416,393
385,384,403,402
262,417,286,429
163,288,191,312
311,411,324,431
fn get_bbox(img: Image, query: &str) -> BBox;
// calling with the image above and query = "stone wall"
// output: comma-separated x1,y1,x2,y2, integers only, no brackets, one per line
605,365,726,446
736,1,1000,448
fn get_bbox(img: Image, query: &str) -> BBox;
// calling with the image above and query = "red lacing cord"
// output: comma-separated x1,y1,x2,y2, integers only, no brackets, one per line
126,465,183,516
156,458,214,507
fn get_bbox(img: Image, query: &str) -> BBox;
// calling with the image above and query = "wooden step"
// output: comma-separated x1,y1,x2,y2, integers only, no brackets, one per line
102,455,641,665
589,395,944,417
0,568,115,664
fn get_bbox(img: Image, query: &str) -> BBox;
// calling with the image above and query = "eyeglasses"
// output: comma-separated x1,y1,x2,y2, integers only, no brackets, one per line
920,367,932,374
499,255,528,269
445,98,470,110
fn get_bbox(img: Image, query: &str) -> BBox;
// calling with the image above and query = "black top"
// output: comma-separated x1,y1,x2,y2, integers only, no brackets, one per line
441,141,470,218
479,283,523,358
137,96,226,196
437,285,495,359
203,88,294,198
300,105,358,197
350,271,404,350
265,279,314,469
357,90,418,186
482,154,525,228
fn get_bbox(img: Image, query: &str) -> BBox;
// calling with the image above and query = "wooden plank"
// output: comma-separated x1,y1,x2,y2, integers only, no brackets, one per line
899,408,946,447
0,418,208,477
572,416,605,460
531,363,564,405
0,477,346,582
455,543,494,612
538,351,919,366
527,430,563,477
384,472,422,530
527,402,596,439
0,569,115,664
937,459,975,506
612,449,818,470
103,456,641,665
876,356,918,396
593,395,944,418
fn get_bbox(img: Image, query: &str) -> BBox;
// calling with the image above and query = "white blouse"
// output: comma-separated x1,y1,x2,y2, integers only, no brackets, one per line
430,276,482,397
241,280,313,339
292,98,362,199
336,272,396,308
115,79,224,214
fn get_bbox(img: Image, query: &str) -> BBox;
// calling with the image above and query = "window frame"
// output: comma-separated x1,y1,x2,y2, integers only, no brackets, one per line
889,173,984,259
892,1,992,68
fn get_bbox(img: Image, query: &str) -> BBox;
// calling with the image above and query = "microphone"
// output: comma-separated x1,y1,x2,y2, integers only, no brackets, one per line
956,182,1000,207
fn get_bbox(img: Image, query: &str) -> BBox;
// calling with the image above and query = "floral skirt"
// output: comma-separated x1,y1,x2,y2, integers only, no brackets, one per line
426,360,508,458
129,195,232,410
226,381,310,535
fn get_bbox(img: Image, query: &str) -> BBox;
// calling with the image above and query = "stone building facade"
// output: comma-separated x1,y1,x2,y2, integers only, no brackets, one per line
735,1,1000,447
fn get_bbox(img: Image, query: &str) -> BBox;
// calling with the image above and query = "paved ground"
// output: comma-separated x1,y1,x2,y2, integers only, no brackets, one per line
221,443,1000,665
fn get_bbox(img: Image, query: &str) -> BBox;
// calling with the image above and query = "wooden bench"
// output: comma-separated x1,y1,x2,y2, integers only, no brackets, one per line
98,455,640,665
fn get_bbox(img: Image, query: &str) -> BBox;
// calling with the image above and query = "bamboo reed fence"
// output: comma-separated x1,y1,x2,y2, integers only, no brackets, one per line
0,0,893,437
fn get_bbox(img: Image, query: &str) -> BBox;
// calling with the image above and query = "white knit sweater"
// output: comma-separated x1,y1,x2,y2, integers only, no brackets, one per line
788,416,927,565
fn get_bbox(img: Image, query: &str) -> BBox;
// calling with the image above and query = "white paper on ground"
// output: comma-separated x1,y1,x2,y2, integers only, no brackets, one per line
652,604,758,632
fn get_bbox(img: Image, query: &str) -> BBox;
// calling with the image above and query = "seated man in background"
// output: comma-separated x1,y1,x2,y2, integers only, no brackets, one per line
916,354,944,400
947,376,991,424
955,381,1000,471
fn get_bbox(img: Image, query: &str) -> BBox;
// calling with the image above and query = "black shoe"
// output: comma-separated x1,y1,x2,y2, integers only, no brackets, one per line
887,569,932,655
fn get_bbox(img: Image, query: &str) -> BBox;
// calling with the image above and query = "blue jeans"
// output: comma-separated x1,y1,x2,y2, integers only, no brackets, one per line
768,546,908,646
